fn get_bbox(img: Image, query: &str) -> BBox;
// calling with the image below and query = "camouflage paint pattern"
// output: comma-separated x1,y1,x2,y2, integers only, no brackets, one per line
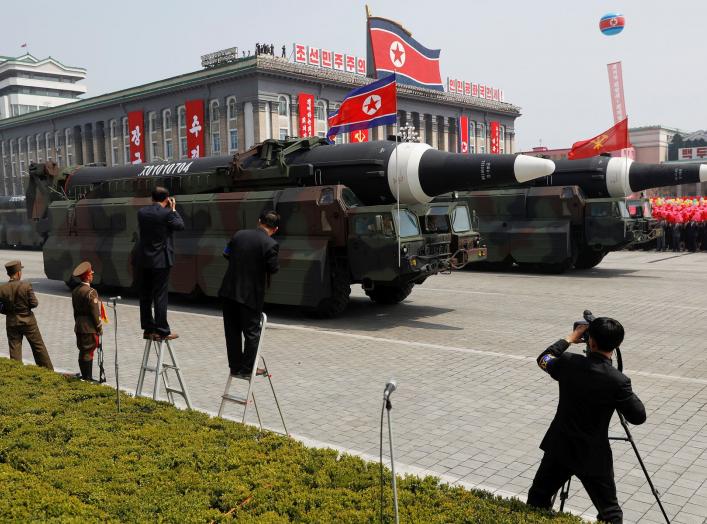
447,186,659,272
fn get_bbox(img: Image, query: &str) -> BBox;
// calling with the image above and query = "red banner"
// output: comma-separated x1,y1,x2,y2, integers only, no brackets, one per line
127,110,145,164
298,93,315,137
185,99,205,158
490,121,500,154
459,116,469,153
607,61,627,124
350,129,369,143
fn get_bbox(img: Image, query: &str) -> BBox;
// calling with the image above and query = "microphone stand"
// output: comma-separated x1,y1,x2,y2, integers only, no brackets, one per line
107,296,121,413
387,395,400,524
379,383,400,524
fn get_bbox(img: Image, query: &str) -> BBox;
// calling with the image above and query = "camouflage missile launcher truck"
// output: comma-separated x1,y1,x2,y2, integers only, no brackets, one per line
0,196,43,249
26,137,554,316
448,155,706,272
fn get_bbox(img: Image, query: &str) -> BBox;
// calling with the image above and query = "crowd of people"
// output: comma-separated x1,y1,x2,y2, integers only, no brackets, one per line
650,197,707,252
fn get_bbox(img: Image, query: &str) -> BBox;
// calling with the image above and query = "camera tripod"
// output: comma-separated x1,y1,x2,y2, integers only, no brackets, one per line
555,347,670,523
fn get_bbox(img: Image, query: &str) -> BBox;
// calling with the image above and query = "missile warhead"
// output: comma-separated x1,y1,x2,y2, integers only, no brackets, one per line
528,156,706,198
312,141,555,204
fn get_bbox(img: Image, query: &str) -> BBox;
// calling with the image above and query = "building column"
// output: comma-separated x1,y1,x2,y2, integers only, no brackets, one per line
448,117,457,153
415,113,426,144
73,125,84,165
256,100,271,143
243,101,255,150
94,121,106,164
508,131,516,154
431,116,439,150
441,117,449,152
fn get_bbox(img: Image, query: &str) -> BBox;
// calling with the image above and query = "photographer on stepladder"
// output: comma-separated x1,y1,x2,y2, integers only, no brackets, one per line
218,210,280,377
527,315,646,524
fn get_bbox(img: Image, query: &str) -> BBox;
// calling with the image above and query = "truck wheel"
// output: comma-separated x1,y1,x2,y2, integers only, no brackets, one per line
311,271,351,318
365,282,415,305
574,250,605,270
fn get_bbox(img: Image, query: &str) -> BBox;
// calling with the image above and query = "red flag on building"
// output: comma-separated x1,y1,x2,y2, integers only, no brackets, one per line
459,116,469,153
185,99,205,158
567,118,631,160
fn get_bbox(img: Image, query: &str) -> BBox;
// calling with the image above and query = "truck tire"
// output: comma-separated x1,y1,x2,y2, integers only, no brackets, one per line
311,270,351,318
573,249,605,270
365,281,414,305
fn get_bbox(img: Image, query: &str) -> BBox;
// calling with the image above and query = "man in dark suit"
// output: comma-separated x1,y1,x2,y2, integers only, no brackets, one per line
219,210,280,376
527,317,646,524
135,187,184,340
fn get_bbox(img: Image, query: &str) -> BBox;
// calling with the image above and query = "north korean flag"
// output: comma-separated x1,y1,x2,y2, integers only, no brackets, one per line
368,17,443,91
327,74,397,142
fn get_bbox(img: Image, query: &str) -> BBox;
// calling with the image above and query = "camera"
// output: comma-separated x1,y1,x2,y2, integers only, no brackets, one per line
572,310,596,343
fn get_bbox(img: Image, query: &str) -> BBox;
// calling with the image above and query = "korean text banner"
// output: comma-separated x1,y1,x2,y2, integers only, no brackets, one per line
298,93,315,137
185,99,205,159
127,111,145,164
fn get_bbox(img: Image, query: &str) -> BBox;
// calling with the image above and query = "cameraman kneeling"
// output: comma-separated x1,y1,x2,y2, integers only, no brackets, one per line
527,317,646,524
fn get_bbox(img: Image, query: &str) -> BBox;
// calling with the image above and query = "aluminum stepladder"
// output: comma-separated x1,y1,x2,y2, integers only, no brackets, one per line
136,336,192,409
218,313,288,435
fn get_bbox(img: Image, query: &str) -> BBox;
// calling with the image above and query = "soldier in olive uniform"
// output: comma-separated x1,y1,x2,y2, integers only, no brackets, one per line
71,261,103,380
0,260,53,370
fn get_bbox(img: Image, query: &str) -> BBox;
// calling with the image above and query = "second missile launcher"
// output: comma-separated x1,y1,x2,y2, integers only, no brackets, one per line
27,137,553,316
453,156,705,272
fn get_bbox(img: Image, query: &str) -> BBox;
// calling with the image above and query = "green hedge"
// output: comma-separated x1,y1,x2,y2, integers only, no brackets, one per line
0,358,584,523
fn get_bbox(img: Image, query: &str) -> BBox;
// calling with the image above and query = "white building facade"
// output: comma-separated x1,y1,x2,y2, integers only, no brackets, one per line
0,53,86,119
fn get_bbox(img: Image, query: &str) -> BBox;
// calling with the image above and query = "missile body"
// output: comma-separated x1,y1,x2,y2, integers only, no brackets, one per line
527,156,707,198
63,139,554,206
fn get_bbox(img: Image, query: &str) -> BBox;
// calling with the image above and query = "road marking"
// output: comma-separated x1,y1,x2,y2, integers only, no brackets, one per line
35,291,707,386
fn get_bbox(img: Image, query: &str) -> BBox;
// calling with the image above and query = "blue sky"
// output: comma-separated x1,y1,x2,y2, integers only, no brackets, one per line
4,0,705,149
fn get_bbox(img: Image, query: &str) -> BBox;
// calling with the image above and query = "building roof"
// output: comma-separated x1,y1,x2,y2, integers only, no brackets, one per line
0,55,519,131
682,130,707,142
0,52,86,74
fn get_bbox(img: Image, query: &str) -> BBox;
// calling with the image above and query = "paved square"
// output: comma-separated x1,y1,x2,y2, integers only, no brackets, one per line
2,249,706,523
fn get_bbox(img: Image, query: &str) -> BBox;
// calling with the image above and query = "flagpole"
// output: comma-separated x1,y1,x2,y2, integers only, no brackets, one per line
394,71,400,268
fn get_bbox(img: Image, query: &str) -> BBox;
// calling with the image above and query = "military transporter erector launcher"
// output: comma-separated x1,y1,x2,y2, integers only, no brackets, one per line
448,156,707,272
26,137,554,316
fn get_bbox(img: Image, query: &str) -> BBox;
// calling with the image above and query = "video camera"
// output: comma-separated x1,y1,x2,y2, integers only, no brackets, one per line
572,310,596,343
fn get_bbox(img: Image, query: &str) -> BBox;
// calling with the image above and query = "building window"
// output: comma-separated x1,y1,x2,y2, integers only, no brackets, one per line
469,122,476,154
65,128,73,165
477,123,486,154
27,135,35,164
178,106,187,159
148,111,158,162
54,131,63,167
314,100,327,138
109,119,119,166
10,140,17,179
226,97,238,153
163,109,173,160
36,133,43,162
18,138,25,176
277,95,290,139
45,132,52,162
122,117,130,164
210,100,221,155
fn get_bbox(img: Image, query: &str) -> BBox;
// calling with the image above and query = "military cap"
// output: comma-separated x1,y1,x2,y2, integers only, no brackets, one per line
5,260,23,275
72,261,93,277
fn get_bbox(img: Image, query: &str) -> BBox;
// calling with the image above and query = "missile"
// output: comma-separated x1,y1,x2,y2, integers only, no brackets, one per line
61,139,555,206
527,156,707,198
